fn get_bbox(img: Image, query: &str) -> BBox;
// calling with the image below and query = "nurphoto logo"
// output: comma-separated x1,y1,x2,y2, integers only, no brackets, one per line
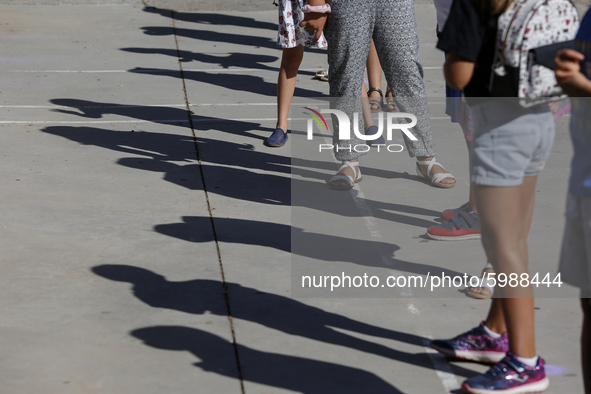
303,107,418,153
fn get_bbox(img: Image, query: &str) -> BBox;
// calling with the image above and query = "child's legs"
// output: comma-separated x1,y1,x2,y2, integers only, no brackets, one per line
470,102,555,357
475,179,537,357
276,46,305,131
325,0,374,161
371,0,434,158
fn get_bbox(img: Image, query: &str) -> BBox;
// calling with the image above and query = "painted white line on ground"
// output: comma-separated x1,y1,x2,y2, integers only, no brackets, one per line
0,102,451,109
0,104,190,109
423,337,462,392
0,67,443,73
0,116,459,125
315,128,459,393
0,119,191,125
0,103,294,109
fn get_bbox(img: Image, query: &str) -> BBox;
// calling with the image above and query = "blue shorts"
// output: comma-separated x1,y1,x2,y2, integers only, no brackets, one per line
469,101,555,187
445,84,461,123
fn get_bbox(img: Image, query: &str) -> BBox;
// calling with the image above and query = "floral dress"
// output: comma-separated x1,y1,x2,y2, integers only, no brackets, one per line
277,0,328,48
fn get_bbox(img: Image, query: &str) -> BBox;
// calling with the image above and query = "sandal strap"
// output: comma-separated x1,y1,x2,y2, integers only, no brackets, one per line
448,212,478,230
336,160,361,181
367,87,383,97
416,157,449,177
329,174,354,186
430,171,455,184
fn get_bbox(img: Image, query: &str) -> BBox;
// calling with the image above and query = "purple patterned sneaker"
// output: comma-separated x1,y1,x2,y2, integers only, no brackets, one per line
462,352,549,394
430,322,508,363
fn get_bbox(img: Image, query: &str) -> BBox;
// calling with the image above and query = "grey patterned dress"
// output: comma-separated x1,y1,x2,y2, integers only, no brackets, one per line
324,0,436,160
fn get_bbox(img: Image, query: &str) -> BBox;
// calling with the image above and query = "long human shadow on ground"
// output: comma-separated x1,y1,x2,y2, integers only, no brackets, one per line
48,98,272,140
142,7,278,31
41,102,443,223
121,48,318,77
132,325,400,393
39,123,293,205
123,48,280,69
92,265,476,381
154,217,463,276
128,67,326,97
137,22,326,55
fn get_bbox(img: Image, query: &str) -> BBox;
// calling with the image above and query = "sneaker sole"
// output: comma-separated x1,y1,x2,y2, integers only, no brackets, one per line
462,377,549,394
430,343,505,363
426,232,481,241
263,142,286,147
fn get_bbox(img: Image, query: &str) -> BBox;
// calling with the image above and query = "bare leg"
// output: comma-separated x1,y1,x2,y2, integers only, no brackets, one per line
276,46,305,132
465,140,478,213
475,176,539,357
385,85,396,111
465,138,495,298
361,83,376,128
366,40,383,111
485,298,507,334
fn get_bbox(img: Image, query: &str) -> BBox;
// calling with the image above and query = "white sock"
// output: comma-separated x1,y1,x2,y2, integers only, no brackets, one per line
516,355,539,368
483,324,502,339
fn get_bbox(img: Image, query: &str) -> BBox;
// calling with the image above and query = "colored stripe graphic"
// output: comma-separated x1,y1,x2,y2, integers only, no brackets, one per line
303,111,324,131
304,107,328,130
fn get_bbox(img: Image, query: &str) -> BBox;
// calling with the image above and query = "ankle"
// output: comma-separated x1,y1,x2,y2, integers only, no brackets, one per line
482,323,503,338
516,355,539,367
484,320,505,336
417,156,434,162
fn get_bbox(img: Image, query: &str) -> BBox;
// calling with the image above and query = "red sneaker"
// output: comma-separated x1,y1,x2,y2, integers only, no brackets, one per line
427,211,481,241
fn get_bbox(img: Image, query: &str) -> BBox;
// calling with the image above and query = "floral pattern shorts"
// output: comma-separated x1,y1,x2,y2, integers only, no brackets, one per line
277,0,327,48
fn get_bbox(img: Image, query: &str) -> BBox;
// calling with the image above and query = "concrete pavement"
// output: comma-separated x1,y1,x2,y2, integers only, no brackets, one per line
0,1,585,393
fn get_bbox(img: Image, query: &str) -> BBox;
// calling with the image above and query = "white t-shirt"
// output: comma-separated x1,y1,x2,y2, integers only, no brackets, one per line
433,0,453,33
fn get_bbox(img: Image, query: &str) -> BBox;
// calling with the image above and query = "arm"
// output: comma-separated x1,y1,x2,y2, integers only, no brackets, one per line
299,1,328,43
443,53,475,90
555,49,591,97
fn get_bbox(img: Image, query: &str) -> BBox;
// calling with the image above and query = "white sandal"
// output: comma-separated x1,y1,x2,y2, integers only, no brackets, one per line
467,263,495,300
328,160,362,190
416,157,456,189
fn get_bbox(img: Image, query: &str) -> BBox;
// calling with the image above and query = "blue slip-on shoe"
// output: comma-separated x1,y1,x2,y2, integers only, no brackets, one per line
264,128,288,147
366,125,385,147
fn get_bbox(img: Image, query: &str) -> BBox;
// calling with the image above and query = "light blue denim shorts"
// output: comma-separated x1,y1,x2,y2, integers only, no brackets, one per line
469,100,555,187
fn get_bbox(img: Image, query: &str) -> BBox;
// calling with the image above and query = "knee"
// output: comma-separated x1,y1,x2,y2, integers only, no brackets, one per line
481,237,524,272
281,48,304,71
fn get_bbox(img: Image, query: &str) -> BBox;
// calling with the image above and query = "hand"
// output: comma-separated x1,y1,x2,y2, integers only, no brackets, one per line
299,12,327,43
554,49,591,97
555,49,584,84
